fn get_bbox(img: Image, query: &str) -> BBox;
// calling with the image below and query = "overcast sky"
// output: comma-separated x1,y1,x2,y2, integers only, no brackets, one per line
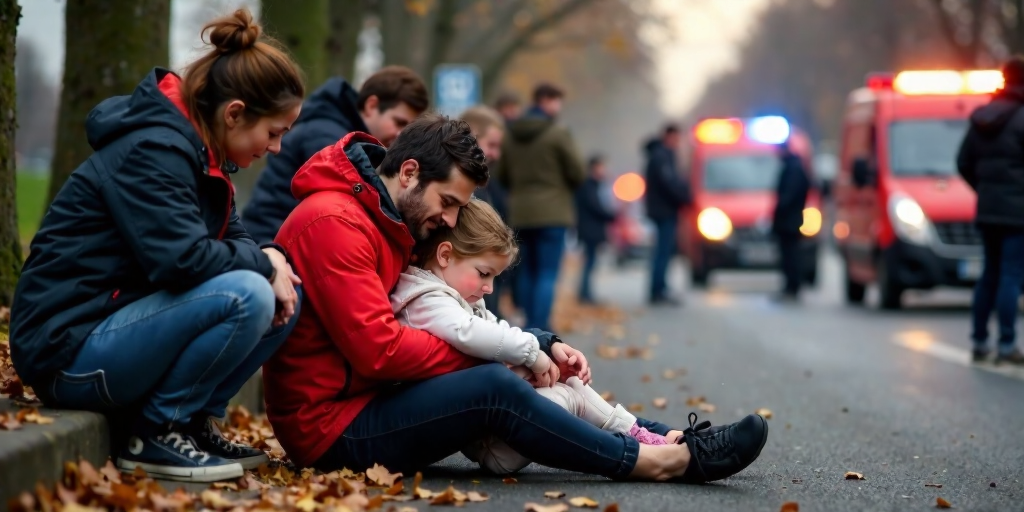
18,0,767,117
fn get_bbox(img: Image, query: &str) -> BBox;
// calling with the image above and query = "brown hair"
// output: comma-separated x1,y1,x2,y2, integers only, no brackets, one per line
180,8,305,165
532,82,565,104
379,114,488,187
460,106,504,139
357,66,429,114
414,199,517,266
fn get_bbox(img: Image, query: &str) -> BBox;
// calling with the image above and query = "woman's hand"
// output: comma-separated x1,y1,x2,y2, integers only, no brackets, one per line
528,352,559,388
263,247,301,327
551,342,591,385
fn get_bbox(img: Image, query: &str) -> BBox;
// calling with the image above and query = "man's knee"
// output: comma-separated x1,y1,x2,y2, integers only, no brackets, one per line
463,364,537,403
214,270,276,324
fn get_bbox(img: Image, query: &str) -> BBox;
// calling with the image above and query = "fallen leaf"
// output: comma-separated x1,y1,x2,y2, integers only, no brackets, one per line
545,491,566,499
844,471,865,480
603,505,619,512
525,502,570,512
201,490,235,509
640,374,651,383
212,481,239,491
685,396,706,406
756,408,773,419
780,502,799,512
925,483,943,488
385,480,405,495
366,494,385,509
366,463,402,487
599,391,614,402
936,497,952,508
652,397,668,409
606,324,626,341
430,486,456,505
0,412,22,430
21,408,55,425
467,491,489,502
569,496,600,508
627,403,644,413
698,402,717,413
662,369,676,380
503,477,518,484
99,460,121,484
596,345,621,359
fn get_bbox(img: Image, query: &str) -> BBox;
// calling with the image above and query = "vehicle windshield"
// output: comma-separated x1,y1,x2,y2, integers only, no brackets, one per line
702,154,780,191
888,119,968,177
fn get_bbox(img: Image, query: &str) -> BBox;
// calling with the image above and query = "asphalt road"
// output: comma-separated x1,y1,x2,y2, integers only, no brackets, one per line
410,248,1024,512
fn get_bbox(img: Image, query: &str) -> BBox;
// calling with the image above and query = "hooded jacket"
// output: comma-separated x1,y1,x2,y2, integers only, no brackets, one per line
242,78,370,243
11,69,276,387
491,109,586,229
261,132,482,468
643,138,691,221
957,86,1024,228
772,152,811,235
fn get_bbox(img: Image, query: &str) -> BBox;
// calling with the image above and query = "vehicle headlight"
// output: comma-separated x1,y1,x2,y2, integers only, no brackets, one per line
888,193,934,245
697,207,733,241
800,207,822,237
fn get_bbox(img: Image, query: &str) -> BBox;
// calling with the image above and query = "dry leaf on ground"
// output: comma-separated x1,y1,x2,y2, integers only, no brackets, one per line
467,491,489,502
756,408,773,419
780,502,799,512
698,402,717,413
603,504,620,512
526,502,570,512
545,491,566,499
19,408,55,425
844,471,865,480
596,345,621,359
640,374,651,383
569,496,600,508
627,403,644,413
599,391,614,402
652,398,668,409
685,396,706,406
366,462,402,487
936,497,952,508
662,369,676,380
503,477,518,484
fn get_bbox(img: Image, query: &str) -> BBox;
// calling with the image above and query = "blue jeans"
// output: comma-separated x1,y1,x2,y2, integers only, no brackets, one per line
578,241,600,301
316,364,674,479
650,217,678,300
515,227,567,331
971,227,1024,354
40,270,299,425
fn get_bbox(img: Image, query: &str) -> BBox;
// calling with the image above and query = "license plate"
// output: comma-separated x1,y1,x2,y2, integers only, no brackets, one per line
739,244,777,265
958,258,982,280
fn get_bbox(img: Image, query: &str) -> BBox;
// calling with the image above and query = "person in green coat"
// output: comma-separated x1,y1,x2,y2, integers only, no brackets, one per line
492,83,586,330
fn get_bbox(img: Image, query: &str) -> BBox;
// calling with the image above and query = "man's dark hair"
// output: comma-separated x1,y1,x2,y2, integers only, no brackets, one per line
532,82,564,104
380,114,489,187
587,154,605,170
663,123,681,136
357,65,429,113
1004,56,1024,87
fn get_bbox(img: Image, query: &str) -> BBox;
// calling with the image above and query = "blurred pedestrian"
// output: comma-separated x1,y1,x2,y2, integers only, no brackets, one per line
644,124,691,306
493,83,586,330
771,141,811,302
575,155,617,304
242,66,429,243
494,91,523,124
460,105,511,317
956,55,1024,365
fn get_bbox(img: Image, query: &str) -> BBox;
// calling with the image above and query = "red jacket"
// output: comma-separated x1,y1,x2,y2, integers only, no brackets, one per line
263,132,480,467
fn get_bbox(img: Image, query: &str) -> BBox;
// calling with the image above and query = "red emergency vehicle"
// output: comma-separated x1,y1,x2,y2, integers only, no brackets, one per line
833,69,1002,309
680,116,823,287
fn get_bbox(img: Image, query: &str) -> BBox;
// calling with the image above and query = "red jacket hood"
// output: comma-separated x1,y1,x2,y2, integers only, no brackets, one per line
291,131,415,252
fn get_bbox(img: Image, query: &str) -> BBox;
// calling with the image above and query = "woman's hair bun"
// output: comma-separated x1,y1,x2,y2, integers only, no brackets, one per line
203,8,261,53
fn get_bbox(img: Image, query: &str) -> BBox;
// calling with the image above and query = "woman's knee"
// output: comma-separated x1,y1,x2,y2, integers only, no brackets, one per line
211,270,276,325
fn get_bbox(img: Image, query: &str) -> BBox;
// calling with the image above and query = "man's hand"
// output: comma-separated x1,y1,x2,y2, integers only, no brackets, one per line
263,247,302,327
551,342,591,385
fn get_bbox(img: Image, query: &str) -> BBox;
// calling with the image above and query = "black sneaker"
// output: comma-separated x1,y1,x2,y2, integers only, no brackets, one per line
117,428,243,482
188,416,270,470
676,412,768,483
994,349,1024,366
971,348,991,363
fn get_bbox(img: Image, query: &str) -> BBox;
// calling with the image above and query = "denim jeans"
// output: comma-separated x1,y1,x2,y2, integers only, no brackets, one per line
578,241,600,301
316,364,675,479
515,227,567,331
971,226,1024,354
650,217,678,300
776,232,802,295
40,270,300,425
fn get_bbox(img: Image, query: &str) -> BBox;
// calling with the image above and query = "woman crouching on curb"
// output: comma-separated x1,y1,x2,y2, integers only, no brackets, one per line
10,8,304,483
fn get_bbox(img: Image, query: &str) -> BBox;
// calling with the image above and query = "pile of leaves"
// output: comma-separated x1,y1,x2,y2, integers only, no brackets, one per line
1,308,40,406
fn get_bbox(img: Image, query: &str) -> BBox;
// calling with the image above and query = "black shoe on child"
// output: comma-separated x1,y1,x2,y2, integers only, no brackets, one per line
117,423,243,483
675,412,768,484
187,416,270,470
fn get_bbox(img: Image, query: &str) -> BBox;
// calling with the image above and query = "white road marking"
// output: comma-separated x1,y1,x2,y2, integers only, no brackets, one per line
893,331,1024,381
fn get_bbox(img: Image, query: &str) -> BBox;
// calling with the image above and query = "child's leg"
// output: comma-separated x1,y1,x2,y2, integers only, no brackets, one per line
462,437,533,475
534,379,636,434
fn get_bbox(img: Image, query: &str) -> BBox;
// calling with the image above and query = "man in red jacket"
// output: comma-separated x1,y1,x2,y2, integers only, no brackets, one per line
263,115,769,483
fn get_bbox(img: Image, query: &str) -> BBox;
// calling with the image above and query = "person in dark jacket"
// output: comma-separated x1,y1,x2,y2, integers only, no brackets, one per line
241,66,428,243
575,155,617,304
644,124,691,305
956,56,1024,365
10,9,304,482
771,142,811,301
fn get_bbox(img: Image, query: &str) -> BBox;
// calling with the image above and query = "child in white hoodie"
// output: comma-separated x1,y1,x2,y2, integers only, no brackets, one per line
390,199,668,474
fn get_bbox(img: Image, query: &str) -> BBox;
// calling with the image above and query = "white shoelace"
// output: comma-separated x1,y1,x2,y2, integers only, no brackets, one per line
160,432,210,463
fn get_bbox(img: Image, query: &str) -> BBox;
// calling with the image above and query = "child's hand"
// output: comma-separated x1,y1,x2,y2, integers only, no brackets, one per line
529,352,557,388
552,342,591,385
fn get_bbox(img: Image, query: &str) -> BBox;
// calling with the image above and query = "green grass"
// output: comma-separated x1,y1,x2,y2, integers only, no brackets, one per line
17,171,49,246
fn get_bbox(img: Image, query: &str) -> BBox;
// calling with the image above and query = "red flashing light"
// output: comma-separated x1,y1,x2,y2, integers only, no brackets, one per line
866,72,894,90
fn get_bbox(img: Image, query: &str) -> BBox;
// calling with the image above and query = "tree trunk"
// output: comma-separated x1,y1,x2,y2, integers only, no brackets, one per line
326,0,365,81
0,0,21,306
47,0,170,210
261,0,330,89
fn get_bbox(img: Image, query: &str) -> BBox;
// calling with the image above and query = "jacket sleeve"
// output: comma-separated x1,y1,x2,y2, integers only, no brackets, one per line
400,291,541,368
956,129,978,190
492,146,509,189
102,140,275,290
295,215,481,380
556,129,587,189
578,183,617,223
223,202,257,244
647,149,691,206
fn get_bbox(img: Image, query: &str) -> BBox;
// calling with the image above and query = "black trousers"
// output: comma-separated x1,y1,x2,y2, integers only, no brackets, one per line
776,232,801,295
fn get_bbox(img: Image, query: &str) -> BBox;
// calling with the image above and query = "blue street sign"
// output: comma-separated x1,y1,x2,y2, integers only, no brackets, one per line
433,64,482,118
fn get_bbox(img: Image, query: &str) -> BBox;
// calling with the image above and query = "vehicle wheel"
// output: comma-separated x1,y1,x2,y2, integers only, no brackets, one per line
878,259,903,310
690,266,709,288
845,269,866,304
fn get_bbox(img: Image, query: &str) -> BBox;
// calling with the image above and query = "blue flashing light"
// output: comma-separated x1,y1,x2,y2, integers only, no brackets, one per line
747,116,791,144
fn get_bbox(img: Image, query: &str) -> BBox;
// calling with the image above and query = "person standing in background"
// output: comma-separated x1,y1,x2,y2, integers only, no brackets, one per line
643,124,691,306
493,83,586,330
575,155,617,304
770,141,810,302
494,91,523,124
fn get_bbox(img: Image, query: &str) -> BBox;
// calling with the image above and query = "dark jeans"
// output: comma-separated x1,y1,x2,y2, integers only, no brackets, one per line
971,226,1024,354
650,217,678,300
578,241,601,301
38,271,300,425
316,364,675,478
515,227,567,330
776,232,802,295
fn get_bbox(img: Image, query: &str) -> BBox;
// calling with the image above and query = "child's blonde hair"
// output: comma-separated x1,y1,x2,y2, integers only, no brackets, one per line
414,199,518,265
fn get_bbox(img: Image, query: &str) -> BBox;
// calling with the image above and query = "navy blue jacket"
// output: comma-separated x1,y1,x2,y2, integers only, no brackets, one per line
10,69,276,386
575,177,616,244
771,153,811,235
643,139,691,221
957,86,1024,229
242,77,369,243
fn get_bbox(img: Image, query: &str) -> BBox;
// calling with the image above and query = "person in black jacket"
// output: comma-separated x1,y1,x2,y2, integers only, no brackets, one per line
771,142,811,302
241,66,429,243
575,156,617,304
11,9,304,482
644,124,691,305
956,56,1024,365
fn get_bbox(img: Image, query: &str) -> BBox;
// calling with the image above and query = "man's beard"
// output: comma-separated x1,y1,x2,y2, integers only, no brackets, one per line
396,185,434,241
